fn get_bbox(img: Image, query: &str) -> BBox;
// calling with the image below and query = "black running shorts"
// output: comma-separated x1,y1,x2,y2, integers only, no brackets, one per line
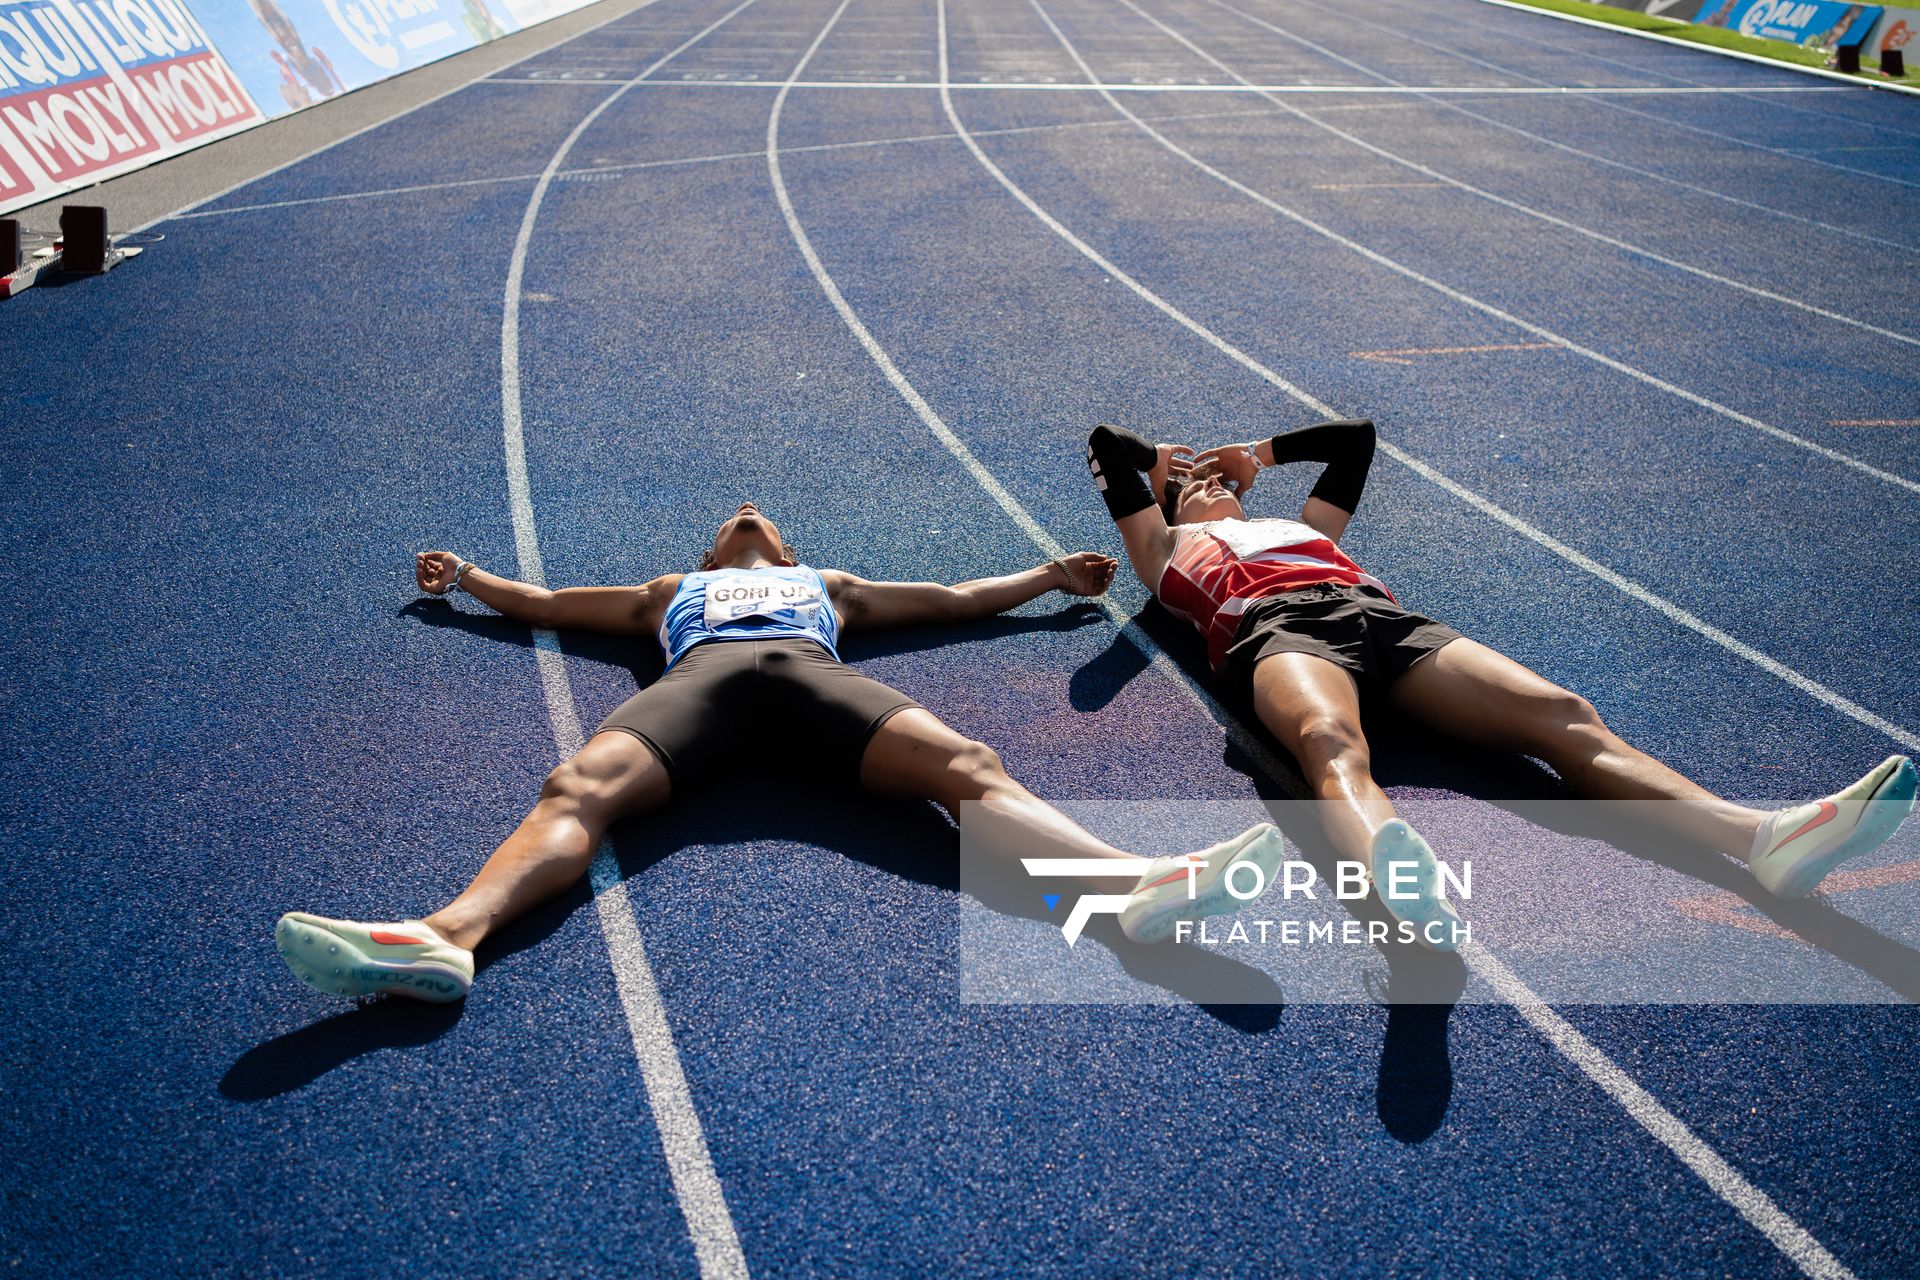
594,637,921,786
1222,584,1462,699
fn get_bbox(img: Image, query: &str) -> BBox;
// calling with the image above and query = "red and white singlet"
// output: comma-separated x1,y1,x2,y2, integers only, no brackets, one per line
1156,518,1392,671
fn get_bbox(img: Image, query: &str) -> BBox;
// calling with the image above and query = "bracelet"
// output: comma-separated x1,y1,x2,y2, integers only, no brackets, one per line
449,560,475,593
1049,558,1072,590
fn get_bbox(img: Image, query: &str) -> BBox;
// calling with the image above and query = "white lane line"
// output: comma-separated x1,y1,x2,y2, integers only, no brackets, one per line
1465,943,1862,1280
500,76,1857,91
771,2,1879,1269
1024,0,1920,498
1458,0,1920,118
1461,9,1920,188
140,0,672,233
1124,0,1920,348
1449,0,1920,148
1468,0,1920,99
993,0,1919,747
1205,0,1920,257
501,2,762,1277
1210,0,1920,259
931,11,1875,1276
768,0,1264,770
174,171,541,218
171,106,1287,221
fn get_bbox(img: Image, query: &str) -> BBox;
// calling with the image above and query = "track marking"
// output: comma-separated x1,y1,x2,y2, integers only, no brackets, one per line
1350,341,1557,364
984,0,1920,749
172,106,1289,221
1830,418,1920,427
763,3,1881,1270
174,171,540,218
1462,944,1861,1280
500,2,764,1276
768,0,1265,796
1457,0,1920,129
1311,180,1444,190
1672,860,1920,941
1106,0,1920,350
1020,0,1920,498
1211,0,1920,259
479,76,1860,91
1467,0,1920,99
941,11,1888,1273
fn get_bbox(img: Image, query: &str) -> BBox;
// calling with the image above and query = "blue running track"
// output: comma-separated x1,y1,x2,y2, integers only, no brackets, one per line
4,0,1918,1274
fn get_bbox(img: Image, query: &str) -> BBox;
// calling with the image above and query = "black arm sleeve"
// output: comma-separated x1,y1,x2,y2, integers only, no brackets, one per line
1269,418,1376,515
1087,424,1161,521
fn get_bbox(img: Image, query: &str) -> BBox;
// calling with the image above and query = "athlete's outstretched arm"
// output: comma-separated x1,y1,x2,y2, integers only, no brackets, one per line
416,551,679,635
1195,418,1375,542
824,554,1115,630
1086,423,1192,592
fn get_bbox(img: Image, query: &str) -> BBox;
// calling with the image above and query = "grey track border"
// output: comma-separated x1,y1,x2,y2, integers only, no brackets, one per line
5,0,660,234
1469,0,1920,98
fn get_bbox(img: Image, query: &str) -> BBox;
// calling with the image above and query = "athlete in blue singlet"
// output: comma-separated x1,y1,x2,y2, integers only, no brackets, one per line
272,503,1288,1001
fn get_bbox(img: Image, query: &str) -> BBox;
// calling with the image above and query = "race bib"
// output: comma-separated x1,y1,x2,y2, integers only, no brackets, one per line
703,575,825,627
1191,518,1327,559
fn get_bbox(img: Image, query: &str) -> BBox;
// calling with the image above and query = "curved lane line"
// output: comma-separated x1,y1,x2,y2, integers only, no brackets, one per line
500,1,765,1275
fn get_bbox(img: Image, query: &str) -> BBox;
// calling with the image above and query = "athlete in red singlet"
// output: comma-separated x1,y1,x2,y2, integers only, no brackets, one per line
1085,420,1916,949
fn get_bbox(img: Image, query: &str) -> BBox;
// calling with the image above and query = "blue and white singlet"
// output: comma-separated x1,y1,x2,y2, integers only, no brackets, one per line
658,564,841,668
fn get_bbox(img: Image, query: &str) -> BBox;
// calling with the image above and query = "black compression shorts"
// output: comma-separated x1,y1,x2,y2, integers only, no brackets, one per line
594,637,921,786
1222,583,1462,700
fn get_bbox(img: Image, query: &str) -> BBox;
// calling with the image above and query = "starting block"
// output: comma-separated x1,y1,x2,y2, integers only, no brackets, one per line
0,205,145,300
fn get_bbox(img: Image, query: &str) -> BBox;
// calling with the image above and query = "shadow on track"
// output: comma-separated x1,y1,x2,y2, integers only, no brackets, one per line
213,603,1276,1060
1132,601,1920,998
603,775,1291,1026
219,887,589,1102
220,1000,466,1102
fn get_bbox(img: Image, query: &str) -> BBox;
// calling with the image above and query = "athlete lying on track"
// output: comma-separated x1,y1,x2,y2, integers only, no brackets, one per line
1085,419,1918,949
276,503,1285,1001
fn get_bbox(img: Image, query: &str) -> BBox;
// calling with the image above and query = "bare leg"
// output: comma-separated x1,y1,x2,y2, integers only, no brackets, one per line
1389,639,1767,858
857,708,1142,888
1250,651,1397,865
425,731,672,950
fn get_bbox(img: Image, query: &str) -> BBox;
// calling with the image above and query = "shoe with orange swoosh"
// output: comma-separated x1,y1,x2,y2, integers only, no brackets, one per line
275,912,474,1001
1751,755,1916,899
1119,823,1286,944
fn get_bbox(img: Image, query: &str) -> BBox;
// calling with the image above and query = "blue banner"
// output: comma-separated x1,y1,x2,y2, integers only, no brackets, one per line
189,0,513,113
1696,0,1883,48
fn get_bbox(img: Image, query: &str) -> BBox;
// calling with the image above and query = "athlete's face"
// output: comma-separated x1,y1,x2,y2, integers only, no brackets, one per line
707,502,791,568
1172,475,1244,524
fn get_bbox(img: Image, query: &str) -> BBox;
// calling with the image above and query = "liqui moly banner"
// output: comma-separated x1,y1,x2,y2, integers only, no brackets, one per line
0,0,263,211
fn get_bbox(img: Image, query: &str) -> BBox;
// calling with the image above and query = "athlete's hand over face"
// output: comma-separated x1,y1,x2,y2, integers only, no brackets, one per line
1193,443,1261,495
1055,552,1119,597
1148,443,1196,499
416,550,464,595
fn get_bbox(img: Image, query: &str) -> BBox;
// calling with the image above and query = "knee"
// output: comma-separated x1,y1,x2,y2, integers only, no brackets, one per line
1290,714,1371,778
943,739,1010,802
539,756,621,817
1534,688,1604,736
1521,689,1613,761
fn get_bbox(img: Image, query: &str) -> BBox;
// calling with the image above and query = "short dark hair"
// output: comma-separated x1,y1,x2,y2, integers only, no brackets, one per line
1162,477,1201,524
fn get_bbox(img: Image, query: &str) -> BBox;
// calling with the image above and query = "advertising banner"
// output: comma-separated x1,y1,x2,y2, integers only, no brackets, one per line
0,0,606,214
0,0,264,212
188,0,510,117
1863,2,1919,53
1588,0,1710,17
1694,0,1883,48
